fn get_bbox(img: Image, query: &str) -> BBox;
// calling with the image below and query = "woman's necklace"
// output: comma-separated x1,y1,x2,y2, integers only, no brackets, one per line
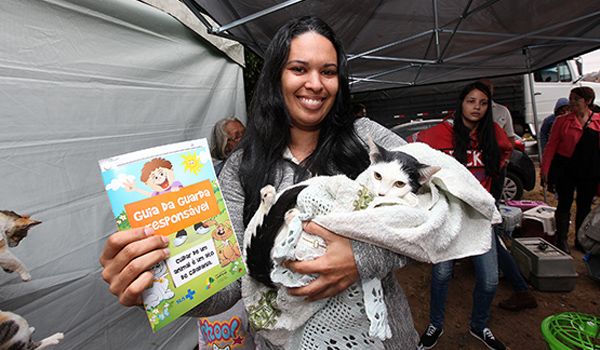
289,143,315,162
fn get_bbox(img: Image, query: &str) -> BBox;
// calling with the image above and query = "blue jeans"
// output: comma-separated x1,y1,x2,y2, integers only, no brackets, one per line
429,234,498,332
495,229,528,292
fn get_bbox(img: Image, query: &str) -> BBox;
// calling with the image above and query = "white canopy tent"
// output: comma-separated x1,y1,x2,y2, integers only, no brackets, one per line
0,0,245,348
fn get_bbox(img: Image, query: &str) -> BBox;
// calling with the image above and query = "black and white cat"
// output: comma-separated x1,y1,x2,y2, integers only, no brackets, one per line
0,210,42,282
366,138,440,207
245,185,306,288
0,310,63,349
245,139,439,287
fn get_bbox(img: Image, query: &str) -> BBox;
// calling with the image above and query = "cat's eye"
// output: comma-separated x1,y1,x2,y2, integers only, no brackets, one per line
394,181,405,188
373,172,382,180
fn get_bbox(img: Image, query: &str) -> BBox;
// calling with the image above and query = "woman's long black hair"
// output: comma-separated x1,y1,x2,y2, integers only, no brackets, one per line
238,16,370,226
452,81,501,177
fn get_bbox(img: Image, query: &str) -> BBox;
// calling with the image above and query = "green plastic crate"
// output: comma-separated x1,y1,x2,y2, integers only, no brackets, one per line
541,312,599,349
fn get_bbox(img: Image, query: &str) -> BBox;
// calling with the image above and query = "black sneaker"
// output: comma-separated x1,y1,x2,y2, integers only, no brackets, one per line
469,327,506,350
417,324,443,349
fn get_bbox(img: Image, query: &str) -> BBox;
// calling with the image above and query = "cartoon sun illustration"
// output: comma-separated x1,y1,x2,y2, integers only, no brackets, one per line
181,152,203,175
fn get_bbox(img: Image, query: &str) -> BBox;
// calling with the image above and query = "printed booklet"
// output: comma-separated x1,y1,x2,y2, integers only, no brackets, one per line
99,138,246,332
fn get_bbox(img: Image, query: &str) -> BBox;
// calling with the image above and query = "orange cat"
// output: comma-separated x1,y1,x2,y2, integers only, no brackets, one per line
0,210,41,281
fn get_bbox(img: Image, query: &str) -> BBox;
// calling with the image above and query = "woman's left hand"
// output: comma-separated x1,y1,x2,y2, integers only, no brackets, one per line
285,221,359,301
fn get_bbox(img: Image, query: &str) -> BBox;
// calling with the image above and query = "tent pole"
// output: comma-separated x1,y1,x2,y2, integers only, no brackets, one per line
433,0,441,60
438,0,474,61
348,30,432,61
349,78,413,86
359,56,436,64
350,64,416,85
445,11,600,63
524,47,547,203
210,0,305,34
438,29,600,43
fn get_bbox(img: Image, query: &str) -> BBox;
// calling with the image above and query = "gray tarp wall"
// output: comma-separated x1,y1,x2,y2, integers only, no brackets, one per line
0,0,246,348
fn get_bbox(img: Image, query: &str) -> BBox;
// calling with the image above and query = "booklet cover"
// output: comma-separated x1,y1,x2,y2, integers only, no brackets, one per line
99,138,246,332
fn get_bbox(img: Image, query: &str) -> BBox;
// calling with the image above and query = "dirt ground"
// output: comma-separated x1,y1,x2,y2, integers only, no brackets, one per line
396,171,599,349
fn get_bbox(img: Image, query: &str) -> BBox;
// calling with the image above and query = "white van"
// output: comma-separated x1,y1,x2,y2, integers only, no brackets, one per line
524,59,600,134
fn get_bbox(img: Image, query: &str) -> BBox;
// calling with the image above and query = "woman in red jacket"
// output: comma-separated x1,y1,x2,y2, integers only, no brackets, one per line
414,82,536,350
541,87,600,253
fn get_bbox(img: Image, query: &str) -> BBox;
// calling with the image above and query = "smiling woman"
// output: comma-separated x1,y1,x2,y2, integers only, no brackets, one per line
223,16,417,348
236,16,372,227
99,16,417,350
281,32,339,136
413,82,538,350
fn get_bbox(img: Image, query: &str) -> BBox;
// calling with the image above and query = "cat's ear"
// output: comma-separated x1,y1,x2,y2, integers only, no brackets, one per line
19,217,41,229
367,136,384,163
418,165,441,185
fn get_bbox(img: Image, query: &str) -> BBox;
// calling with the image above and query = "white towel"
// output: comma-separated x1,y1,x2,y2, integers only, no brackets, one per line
313,142,499,263
242,141,500,348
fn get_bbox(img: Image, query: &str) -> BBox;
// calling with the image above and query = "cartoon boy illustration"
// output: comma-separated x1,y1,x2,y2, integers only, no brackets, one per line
124,158,183,197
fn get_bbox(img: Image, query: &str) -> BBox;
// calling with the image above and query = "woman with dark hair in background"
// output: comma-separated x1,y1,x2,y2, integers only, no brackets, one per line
415,81,536,350
541,87,600,253
100,16,418,349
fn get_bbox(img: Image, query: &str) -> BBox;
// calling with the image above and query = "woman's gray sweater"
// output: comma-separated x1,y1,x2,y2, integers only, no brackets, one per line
188,118,419,349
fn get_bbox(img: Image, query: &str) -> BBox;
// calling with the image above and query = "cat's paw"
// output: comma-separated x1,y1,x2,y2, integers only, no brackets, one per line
284,208,299,224
49,332,64,342
20,271,32,282
40,332,64,346
260,185,277,207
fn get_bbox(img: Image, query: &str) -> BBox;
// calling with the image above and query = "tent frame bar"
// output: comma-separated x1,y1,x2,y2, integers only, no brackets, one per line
348,30,433,62
433,0,441,60
444,11,600,62
524,47,547,202
208,0,305,34
438,0,475,62
350,11,600,88
360,55,437,64
439,29,600,43
350,64,417,86
349,77,413,86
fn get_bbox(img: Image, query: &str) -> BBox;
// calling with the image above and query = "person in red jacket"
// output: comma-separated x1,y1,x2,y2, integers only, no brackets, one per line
541,87,600,253
415,82,538,350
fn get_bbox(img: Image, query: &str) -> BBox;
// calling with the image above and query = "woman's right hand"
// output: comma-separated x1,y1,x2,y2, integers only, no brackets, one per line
285,222,359,301
99,227,170,307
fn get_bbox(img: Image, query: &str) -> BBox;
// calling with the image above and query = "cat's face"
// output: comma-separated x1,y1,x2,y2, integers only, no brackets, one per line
367,138,440,197
0,211,41,247
369,161,415,198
